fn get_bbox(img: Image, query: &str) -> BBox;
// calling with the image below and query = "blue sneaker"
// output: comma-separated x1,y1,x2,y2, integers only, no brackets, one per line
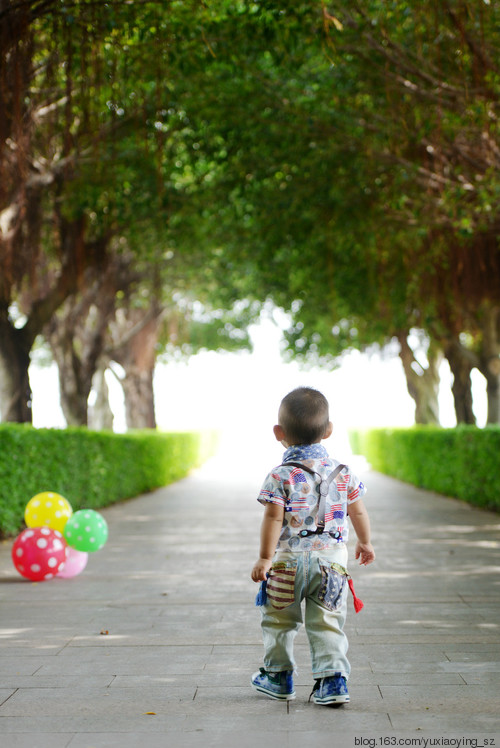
309,674,350,705
251,668,296,701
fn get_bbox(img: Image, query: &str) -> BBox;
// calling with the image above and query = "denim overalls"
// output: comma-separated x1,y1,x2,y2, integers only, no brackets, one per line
259,454,354,678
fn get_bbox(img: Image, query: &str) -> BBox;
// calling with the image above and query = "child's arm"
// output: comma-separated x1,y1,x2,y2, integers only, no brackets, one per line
347,498,375,566
251,502,285,582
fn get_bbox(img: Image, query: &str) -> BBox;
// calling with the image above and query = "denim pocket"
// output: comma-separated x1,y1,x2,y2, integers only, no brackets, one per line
317,561,347,611
266,560,297,610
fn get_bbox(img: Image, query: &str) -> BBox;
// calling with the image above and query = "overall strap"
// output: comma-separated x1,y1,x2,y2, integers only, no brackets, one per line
278,461,364,613
281,461,346,530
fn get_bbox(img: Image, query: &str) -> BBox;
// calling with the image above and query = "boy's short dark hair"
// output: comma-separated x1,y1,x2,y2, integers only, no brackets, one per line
279,387,330,445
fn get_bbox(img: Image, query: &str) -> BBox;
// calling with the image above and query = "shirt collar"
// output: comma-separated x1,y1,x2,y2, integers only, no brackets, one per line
282,444,328,462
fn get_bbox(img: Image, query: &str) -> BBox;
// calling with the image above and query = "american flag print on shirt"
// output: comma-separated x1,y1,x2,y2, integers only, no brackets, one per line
324,504,344,523
266,566,297,610
336,477,348,494
348,485,360,502
286,496,309,512
288,467,307,485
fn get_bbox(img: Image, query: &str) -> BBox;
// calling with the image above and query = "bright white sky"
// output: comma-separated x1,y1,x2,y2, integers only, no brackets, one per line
30,313,487,466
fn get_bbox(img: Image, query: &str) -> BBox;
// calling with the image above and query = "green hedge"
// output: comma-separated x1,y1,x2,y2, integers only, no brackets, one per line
0,425,218,538
349,426,500,512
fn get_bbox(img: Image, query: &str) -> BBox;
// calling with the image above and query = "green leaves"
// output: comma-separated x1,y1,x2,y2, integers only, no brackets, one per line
2,0,499,424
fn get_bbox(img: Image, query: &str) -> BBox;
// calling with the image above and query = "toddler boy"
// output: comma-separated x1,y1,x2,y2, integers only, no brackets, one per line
251,387,375,705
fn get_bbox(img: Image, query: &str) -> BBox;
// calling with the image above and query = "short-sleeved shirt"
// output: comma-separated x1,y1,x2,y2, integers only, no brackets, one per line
258,443,367,552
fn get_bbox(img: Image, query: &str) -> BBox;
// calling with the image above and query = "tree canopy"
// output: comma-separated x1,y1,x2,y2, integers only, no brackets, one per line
1,1,499,427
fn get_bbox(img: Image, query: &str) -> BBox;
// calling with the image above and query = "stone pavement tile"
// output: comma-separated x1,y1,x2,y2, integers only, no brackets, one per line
0,713,189,734
350,603,478,625
0,736,74,748
0,685,197,719
66,734,258,748
365,672,467,685
0,595,101,613
285,708,393,734
460,672,500,684
439,661,500,673
389,709,500,733
474,603,500,615
380,684,500,732
0,675,114,689
0,576,152,604
442,642,500,656
65,627,217,649
367,644,500,675
0,688,15,704
63,620,259,648
380,681,499,707
110,673,252,688
203,646,268,673
445,650,500,661
0,655,60,675
66,729,392,748
68,735,214,748
0,640,74,653
350,643,451,659
369,661,470,674
352,634,499,645
461,595,500,604
34,645,213,676
0,611,94,631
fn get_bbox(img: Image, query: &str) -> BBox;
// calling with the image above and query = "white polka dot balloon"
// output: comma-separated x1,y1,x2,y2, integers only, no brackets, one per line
63,509,108,552
11,527,68,581
24,491,73,534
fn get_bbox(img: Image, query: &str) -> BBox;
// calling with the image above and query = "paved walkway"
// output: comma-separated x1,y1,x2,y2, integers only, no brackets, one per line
1,452,500,747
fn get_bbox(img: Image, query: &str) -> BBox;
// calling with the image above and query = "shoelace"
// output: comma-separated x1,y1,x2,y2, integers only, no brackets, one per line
308,679,321,702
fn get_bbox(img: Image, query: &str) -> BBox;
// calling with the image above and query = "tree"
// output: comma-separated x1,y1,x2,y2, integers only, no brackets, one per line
177,0,500,424
0,3,122,420
0,1,199,421
43,253,133,426
1,1,266,425
319,1,500,421
4,1,498,428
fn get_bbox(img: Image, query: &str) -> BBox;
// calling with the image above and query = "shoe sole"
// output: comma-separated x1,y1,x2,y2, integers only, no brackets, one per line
313,694,350,705
252,684,296,701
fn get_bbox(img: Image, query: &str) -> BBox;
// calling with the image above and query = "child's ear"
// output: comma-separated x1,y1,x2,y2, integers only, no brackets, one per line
273,424,286,443
323,421,333,439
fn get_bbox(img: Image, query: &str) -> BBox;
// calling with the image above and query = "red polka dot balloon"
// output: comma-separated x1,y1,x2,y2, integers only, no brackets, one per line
11,527,68,582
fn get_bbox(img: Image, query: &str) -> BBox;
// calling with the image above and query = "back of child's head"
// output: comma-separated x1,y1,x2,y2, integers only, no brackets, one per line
279,387,330,445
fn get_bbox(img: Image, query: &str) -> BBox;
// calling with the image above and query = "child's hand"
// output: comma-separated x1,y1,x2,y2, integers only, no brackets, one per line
251,558,272,582
355,541,375,566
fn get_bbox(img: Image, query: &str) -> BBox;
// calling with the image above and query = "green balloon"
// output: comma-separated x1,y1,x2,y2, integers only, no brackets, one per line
63,509,108,552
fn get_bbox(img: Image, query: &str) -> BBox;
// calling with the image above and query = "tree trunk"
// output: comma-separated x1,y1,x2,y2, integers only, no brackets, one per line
398,332,442,425
48,329,91,427
88,366,114,431
443,341,476,425
44,251,125,427
111,309,161,430
478,305,500,424
120,367,156,430
0,310,32,422
485,370,500,424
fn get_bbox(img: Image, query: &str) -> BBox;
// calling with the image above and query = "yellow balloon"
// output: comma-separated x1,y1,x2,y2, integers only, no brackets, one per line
25,492,73,533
